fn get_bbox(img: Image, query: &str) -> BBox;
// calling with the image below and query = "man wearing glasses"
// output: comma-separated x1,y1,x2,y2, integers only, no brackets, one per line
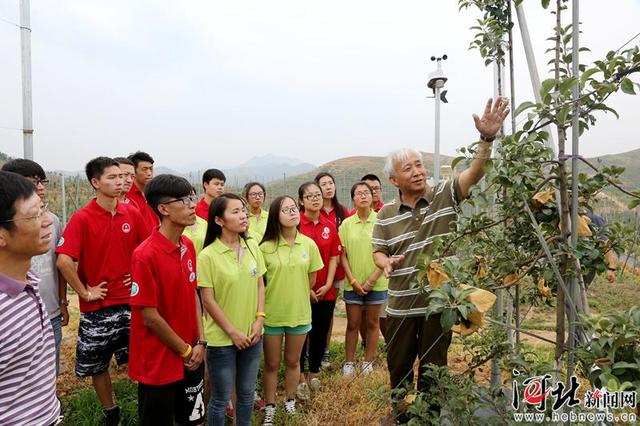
56,157,150,426
0,171,61,425
1,159,69,375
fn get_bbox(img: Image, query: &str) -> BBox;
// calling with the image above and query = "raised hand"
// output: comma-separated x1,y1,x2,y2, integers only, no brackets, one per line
472,97,510,138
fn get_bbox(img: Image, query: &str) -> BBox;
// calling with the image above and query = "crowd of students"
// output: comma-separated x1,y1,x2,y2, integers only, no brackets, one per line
0,152,390,426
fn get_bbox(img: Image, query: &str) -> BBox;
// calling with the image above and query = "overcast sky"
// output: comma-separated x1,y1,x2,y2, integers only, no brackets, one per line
0,1,638,171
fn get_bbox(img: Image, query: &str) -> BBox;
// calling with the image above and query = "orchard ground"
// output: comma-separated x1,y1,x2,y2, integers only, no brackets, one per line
57,274,640,425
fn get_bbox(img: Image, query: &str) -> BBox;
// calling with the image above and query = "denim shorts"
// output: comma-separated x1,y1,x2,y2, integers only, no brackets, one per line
343,290,388,305
263,323,312,336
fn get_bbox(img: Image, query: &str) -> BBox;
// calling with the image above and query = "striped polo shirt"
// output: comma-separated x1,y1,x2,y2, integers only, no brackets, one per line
372,178,462,317
0,271,61,426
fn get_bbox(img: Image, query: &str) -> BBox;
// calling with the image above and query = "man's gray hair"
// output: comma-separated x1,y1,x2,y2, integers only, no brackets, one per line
383,148,422,177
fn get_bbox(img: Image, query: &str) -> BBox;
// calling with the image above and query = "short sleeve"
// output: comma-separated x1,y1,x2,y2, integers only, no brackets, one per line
331,225,342,257
338,222,348,254
307,240,324,273
55,212,83,259
130,254,159,307
251,241,267,277
451,177,464,206
371,211,388,255
134,208,152,243
196,250,214,289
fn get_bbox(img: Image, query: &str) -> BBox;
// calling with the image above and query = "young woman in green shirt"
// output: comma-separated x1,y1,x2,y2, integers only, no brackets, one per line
259,195,323,424
197,193,266,426
339,182,388,377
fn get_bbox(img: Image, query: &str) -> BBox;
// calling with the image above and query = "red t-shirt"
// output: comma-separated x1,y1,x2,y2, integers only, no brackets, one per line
127,184,160,233
299,214,342,301
56,199,150,312
129,231,199,386
319,205,349,281
349,199,384,216
195,198,209,221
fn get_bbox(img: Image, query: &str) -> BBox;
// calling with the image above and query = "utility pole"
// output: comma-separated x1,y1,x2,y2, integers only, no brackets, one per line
20,0,34,160
427,55,448,185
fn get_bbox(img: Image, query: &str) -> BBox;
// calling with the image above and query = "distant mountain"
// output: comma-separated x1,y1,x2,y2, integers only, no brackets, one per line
180,155,315,187
587,148,640,191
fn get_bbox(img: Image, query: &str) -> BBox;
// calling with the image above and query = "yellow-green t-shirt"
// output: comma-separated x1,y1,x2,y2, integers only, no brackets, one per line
259,233,323,327
183,216,208,255
248,210,269,241
197,237,266,347
339,211,388,292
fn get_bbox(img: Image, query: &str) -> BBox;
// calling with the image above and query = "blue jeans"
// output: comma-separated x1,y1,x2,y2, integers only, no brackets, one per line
206,340,262,426
50,314,62,375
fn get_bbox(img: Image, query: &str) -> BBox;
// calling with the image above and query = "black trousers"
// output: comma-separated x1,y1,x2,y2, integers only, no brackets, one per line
301,300,336,374
386,314,452,392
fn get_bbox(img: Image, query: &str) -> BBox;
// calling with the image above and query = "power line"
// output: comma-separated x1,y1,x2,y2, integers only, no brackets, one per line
615,31,640,53
0,16,19,27
0,125,23,131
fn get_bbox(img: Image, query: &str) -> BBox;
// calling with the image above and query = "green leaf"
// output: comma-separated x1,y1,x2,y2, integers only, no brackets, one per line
621,78,636,95
451,156,466,170
580,68,600,85
440,309,458,332
514,101,537,117
559,76,578,96
541,0,551,9
540,78,556,101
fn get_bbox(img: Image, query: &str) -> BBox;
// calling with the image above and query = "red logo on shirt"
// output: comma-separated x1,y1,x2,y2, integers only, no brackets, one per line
122,223,131,233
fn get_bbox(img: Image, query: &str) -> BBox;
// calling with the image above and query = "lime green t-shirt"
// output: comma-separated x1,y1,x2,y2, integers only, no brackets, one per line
197,237,266,347
259,233,323,327
248,210,269,241
183,216,208,255
339,210,388,292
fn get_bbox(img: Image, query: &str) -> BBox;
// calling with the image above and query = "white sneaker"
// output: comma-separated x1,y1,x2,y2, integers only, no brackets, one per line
321,350,331,368
309,377,321,392
296,382,310,401
284,399,296,415
342,362,356,377
262,404,276,426
361,361,374,375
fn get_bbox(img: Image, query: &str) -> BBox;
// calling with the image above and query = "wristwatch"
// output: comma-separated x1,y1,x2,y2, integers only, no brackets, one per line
195,339,208,347
479,134,496,143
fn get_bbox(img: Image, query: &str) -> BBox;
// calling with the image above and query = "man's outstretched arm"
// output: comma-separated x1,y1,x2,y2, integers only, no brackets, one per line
458,96,510,199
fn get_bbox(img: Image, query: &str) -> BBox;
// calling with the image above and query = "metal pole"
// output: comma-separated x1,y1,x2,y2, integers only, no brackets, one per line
20,0,34,160
61,174,67,226
433,86,441,185
567,0,580,384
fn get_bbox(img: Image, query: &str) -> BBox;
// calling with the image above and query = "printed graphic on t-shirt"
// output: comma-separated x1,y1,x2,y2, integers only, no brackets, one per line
322,226,330,239
122,223,131,233
130,282,139,296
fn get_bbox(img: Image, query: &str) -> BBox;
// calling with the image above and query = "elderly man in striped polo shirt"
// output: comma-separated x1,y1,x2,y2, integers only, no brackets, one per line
0,171,61,426
373,97,510,423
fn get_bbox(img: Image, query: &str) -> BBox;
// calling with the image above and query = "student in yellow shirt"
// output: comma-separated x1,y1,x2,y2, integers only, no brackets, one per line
259,195,323,424
197,193,266,426
244,182,269,241
339,182,388,377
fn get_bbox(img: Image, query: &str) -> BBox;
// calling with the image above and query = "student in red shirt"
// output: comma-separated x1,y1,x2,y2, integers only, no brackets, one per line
195,169,226,221
56,157,149,426
314,172,348,367
113,157,135,205
129,174,206,426
126,151,159,232
296,181,342,397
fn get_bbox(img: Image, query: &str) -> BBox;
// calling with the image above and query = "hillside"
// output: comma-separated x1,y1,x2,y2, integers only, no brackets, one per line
588,148,640,191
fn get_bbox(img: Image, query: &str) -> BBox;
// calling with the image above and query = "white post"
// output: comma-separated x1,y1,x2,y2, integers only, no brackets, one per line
20,0,34,160
433,85,441,185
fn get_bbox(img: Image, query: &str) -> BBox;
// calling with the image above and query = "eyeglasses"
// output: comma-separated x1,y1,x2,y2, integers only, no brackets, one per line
0,203,49,223
27,177,49,186
281,206,299,215
161,195,198,206
303,193,322,201
369,186,381,193
248,192,265,199
354,190,372,197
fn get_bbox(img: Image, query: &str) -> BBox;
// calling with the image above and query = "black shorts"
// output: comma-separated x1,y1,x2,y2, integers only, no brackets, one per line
75,304,130,377
138,364,205,426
